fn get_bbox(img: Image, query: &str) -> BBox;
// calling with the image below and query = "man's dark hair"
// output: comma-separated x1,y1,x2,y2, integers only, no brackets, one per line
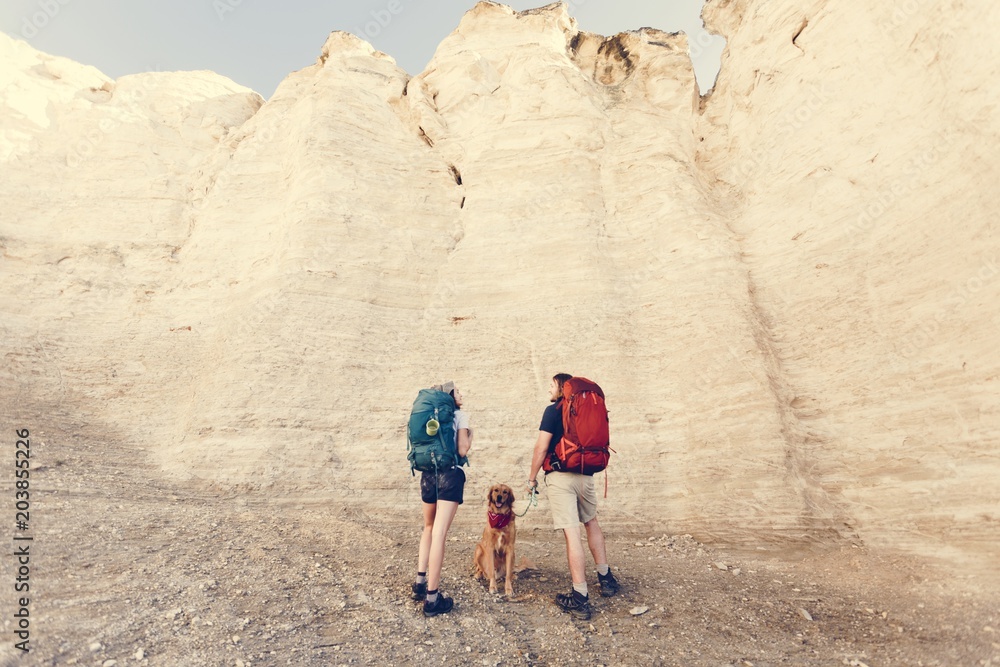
553,373,572,394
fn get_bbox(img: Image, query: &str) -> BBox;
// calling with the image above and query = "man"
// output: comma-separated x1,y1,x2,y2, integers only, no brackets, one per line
528,373,619,621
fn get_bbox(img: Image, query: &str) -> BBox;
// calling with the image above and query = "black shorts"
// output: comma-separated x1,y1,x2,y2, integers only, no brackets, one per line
420,467,466,505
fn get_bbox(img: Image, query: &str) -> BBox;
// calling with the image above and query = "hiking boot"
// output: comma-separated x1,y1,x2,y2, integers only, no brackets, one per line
423,595,454,617
555,590,591,620
411,582,426,601
598,569,619,597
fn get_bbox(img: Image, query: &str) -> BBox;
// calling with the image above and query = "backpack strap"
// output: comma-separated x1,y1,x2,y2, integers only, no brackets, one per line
406,430,415,476
451,410,470,468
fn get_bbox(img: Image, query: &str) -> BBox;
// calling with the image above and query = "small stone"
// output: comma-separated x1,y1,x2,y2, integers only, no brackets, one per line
984,625,995,633
135,648,145,660
630,606,649,616
424,641,433,646
89,642,103,652
798,608,814,621
714,562,728,570
732,568,742,576
232,635,241,644
635,541,645,546
102,661,117,667
236,660,245,667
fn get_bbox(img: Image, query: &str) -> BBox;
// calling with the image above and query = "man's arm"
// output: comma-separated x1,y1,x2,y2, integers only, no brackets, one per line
528,430,552,489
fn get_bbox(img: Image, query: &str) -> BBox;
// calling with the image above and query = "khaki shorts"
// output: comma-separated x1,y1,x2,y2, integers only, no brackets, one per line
545,471,598,530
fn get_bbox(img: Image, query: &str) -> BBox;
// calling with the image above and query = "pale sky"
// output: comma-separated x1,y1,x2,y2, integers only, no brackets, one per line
0,1,725,97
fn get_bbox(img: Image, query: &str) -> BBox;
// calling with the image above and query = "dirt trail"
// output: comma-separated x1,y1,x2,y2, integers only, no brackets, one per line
4,410,999,667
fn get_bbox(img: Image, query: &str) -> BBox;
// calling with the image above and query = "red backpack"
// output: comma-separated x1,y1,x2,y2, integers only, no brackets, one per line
547,377,611,475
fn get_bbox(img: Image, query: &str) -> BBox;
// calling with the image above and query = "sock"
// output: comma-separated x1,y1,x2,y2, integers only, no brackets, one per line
597,564,610,577
416,572,427,585
572,581,588,597
426,589,439,603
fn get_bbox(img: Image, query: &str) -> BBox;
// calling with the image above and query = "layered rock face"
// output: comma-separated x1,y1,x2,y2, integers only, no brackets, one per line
698,0,1000,565
1,1,997,570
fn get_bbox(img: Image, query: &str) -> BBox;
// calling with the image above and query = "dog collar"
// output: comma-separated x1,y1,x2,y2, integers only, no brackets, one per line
488,511,511,529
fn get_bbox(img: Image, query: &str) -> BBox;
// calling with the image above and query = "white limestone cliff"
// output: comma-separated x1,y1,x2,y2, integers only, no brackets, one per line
1,0,997,573
698,0,1000,565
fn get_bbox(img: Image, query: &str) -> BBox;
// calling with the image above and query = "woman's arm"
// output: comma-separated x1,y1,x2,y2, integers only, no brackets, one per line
457,428,471,458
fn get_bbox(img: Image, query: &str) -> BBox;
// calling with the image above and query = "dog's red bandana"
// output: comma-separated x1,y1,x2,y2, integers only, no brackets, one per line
488,511,511,530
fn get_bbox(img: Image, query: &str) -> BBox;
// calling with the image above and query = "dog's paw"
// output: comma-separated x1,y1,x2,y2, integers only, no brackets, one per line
505,585,514,597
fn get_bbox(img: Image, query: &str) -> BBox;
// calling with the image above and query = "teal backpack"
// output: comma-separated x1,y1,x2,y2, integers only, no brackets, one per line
406,388,468,475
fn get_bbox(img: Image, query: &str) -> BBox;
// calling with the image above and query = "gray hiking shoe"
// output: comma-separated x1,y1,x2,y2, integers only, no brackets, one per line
555,590,591,620
423,594,454,617
598,569,619,597
411,582,426,601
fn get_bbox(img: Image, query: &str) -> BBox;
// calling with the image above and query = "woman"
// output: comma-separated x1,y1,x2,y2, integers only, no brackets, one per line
412,382,472,616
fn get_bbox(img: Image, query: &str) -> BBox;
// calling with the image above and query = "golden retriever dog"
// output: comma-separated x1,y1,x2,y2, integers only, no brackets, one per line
473,483,517,596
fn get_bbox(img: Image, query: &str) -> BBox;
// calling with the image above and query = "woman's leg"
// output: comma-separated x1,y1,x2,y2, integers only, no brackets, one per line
418,502,436,574
426,499,460,591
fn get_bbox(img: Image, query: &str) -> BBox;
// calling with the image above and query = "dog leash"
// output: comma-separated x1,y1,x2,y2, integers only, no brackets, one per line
514,487,538,518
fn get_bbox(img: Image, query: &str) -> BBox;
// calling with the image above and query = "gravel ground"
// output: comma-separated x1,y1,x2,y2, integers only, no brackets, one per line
4,411,998,667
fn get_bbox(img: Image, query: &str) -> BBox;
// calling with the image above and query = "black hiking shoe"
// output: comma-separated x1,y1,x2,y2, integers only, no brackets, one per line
555,590,591,620
598,569,619,597
411,582,426,601
423,595,454,617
